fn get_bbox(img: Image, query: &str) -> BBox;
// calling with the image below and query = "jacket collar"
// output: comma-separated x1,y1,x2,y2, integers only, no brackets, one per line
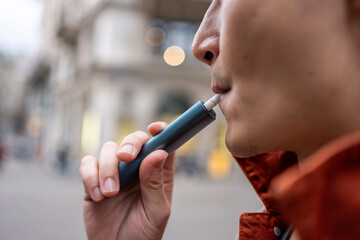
271,131,360,239
235,151,299,223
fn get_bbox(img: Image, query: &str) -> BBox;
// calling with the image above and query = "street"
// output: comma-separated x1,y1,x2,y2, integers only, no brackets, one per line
0,159,262,240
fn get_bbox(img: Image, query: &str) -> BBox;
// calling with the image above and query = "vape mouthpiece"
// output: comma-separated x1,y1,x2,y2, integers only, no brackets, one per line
204,94,221,110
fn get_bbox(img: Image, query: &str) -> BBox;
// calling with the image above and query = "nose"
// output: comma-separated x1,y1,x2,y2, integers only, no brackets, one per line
192,1,220,66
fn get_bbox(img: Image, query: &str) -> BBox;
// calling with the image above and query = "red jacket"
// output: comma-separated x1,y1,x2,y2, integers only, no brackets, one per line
235,131,360,240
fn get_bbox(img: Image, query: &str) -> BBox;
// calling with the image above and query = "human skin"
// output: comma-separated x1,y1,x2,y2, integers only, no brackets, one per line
192,0,360,161
80,0,360,239
80,122,174,240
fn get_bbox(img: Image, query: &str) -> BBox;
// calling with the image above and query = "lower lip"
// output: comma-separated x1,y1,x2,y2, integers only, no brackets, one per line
220,92,228,103
219,94,226,110
219,94,224,103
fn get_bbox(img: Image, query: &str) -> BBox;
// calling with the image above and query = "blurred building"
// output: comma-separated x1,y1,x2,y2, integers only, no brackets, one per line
0,54,29,158
26,0,232,176
0,55,13,138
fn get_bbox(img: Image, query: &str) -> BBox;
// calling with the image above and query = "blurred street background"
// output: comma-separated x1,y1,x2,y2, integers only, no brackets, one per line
0,159,262,240
0,0,262,239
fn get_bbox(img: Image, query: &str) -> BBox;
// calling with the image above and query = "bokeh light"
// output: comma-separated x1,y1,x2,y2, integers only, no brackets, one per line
145,27,166,46
26,115,43,137
81,108,101,155
163,45,185,66
207,148,232,180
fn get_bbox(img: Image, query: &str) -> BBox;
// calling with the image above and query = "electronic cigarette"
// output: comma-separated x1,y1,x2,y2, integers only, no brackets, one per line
118,94,221,190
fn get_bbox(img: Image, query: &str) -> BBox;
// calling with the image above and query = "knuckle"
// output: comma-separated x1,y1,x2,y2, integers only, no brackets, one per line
100,142,118,164
100,165,118,177
159,203,171,222
123,131,149,144
136,131,150,143
148,181,162,191
81,172,96,186
134,130,148,137
147,176,163,191
80,155,95,167
81,173,92,183
79,156,98,183
163,205,171,219
99,154,117,165
132,131,149,140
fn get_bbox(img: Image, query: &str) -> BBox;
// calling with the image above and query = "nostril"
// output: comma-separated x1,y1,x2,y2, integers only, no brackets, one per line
204,51,214,61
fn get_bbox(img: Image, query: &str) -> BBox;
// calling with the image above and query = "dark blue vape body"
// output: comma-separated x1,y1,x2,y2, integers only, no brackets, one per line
118,101,216,190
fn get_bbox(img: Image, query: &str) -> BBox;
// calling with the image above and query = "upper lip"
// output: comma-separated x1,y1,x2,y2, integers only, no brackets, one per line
211,74,231,94
212,85,228,94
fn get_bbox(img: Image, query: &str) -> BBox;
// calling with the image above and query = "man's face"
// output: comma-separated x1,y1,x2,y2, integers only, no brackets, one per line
193,0,351,158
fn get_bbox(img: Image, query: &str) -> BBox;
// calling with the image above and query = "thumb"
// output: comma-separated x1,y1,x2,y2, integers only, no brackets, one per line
139,150,170,223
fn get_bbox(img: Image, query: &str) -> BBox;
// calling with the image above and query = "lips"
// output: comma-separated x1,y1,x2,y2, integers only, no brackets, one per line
211,73,231,94
210,74,230,119
211,84,228,94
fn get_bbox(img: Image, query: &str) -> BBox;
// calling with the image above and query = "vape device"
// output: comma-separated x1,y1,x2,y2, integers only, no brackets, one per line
118,94,221,190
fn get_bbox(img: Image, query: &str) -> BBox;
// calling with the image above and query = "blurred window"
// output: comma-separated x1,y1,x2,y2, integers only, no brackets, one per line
157,93,191,116
148,19,200,57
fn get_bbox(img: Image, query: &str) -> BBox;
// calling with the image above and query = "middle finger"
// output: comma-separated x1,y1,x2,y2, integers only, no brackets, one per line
99,141,120,197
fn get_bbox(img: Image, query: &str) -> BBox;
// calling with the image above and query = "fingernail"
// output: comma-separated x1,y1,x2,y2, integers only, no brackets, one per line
104,177,116,193
92,186,103,200
118,144,134,155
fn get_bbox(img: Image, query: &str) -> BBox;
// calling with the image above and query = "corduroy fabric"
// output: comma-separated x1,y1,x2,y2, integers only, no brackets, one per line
271,131,360,240
234,131,360,240
235,151,298,240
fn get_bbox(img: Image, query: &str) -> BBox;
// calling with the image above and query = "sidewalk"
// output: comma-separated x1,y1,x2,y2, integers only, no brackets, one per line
0,159,262,240
0,159,86,240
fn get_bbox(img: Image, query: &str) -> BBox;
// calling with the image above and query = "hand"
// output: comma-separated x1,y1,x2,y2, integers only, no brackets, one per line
79,122,175,240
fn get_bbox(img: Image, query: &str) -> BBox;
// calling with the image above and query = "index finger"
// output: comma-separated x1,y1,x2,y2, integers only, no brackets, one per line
147,121,168,137
116,131,150,162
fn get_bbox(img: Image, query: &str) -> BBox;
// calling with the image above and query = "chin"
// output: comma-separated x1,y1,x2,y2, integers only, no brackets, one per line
224,125,263,158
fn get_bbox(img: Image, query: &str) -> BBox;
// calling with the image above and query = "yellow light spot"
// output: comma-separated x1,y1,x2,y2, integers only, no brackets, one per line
81,108,101,155
207,148,232,180
145,27,166,46
163,46,185,66
117,117,136,144
27,116,43,137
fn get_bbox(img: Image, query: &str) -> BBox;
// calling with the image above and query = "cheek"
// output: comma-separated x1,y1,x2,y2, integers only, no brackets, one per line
221,1,313,83
220,1,262,78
